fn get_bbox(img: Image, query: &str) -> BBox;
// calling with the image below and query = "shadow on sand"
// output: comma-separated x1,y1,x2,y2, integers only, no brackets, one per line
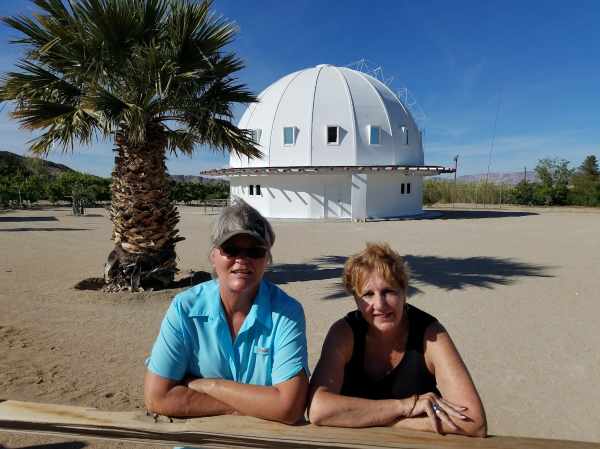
74,255,552,297
74,271,212,292
5,443,87,449
266,254,553,300
0,227,89,232
0,216,58,222
428,209,538,220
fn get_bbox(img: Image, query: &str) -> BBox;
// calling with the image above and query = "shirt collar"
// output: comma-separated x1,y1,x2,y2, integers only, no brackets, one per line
246,280,273,330
187,279,273,330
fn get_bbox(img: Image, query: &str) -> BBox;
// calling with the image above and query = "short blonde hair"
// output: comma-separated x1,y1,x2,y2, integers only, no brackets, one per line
343,242,410,297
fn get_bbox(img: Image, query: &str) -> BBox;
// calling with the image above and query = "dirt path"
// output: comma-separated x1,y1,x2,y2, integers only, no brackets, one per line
1,206,599,447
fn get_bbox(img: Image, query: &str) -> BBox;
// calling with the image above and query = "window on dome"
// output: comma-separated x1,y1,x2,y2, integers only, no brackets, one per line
249,184,254,196
256,184,261,196
401,183,405,194
369,125,381,145
407,182,411,194
283,127,296,145
327,126,339,145
401,126,409,145
250,129,262,144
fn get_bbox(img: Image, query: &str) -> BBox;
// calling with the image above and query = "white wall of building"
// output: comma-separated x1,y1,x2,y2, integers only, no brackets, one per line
231,174,351,219
366,173,423,218
231,173,422,220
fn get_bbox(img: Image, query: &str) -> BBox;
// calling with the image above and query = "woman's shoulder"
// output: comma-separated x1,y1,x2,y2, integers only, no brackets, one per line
263,279,305,317
171,279,219,314
321,317,355,361
407,303,439,329
342,309,368,333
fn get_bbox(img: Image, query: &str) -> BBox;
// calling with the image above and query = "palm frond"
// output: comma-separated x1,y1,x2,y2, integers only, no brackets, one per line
2,0,258,158
195,118,262,159
22,105,100,155
0,61,81,104
164,128,197,155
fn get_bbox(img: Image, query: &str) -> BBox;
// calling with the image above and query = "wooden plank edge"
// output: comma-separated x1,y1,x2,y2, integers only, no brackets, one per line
0,421,395,449
1,401,599,449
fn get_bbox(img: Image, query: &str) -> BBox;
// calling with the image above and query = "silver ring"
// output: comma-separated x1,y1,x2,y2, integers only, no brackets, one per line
432,403,441,414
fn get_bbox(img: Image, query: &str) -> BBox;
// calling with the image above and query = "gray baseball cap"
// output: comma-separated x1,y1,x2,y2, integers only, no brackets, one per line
211,199,275,249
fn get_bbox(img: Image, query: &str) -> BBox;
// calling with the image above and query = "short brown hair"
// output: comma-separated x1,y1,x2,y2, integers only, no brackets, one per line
343,242,410,297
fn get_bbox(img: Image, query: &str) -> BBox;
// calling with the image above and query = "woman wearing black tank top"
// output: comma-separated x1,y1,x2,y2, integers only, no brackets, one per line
308,243,486,436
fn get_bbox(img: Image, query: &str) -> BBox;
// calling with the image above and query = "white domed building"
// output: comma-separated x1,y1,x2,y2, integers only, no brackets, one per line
202,64,453,219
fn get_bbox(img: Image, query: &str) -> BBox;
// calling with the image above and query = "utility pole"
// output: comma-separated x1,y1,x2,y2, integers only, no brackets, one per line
453,155,459,208
524,166,527,183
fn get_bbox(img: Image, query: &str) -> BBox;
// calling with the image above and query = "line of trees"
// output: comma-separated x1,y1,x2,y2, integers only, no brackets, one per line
169,180,229,204
0,170,111,208
424,155,600,207
1,165,229,209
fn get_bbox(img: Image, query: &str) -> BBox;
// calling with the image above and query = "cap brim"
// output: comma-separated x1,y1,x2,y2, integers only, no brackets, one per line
213,230,269,248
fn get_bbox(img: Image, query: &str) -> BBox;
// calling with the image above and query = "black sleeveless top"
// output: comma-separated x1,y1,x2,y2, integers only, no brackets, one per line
340,304,440,400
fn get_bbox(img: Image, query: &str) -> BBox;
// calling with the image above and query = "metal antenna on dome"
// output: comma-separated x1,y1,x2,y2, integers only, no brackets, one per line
346,59,427,129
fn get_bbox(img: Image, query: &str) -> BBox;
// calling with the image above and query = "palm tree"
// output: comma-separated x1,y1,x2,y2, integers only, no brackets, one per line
1,0,259,291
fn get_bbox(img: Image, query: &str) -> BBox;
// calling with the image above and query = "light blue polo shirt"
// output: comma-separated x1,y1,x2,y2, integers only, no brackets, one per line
147,278,309,386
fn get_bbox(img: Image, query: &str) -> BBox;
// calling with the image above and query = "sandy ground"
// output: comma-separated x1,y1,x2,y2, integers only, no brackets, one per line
1,205,599,448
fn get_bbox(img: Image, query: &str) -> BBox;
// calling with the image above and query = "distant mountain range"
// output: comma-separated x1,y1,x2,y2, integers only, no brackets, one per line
170,174,227,184
0,150,75,177
0,150,226,183
2,151,537,185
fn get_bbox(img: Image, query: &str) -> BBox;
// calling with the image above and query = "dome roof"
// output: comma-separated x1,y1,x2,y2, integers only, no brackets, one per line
230,64,424,168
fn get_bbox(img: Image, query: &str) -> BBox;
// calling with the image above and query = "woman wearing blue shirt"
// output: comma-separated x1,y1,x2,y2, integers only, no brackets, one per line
145,200,309,424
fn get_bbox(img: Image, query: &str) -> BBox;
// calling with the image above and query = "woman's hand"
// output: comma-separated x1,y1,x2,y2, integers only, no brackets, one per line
408,392,469,434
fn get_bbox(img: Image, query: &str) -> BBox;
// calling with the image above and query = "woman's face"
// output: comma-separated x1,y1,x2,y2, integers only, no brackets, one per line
355,271,406,333
210,234,268,298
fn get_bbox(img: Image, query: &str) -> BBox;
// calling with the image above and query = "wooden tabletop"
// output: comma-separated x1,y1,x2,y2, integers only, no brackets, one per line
0,400,598,449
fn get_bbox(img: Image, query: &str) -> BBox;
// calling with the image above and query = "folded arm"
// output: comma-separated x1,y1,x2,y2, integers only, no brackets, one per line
188,371,308,424
144,370,234,417
145,370,308,424
393,323,487,437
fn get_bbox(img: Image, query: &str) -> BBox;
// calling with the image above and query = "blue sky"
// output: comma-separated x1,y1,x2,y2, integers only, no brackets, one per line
1,0,599,177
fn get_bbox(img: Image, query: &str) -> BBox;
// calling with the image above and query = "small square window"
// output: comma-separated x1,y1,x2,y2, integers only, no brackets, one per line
283,127,296,145
407,183,411,194
249,185,254,196
369,125,381,145
250,129,262,144
401,126,409,145
327,126,339,144
256,184,261,196
401,183,405,194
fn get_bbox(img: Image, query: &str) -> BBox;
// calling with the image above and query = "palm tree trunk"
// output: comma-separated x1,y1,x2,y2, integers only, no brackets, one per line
104,123,184,291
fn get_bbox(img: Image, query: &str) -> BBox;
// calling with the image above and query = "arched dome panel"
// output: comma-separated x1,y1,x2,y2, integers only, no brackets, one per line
269,68,316,166
231,70,301,167
361,74,423,165
338,68,393,165
311,66,356,166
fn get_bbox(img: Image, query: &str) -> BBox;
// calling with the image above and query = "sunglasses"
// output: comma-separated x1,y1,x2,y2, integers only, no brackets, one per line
220,243,268,259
